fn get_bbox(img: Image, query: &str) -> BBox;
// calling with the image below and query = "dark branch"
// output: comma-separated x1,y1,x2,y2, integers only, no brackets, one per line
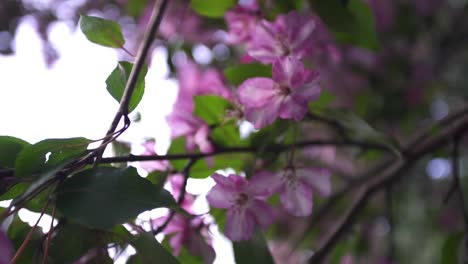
94,0,169,162
152,158,197,235
307,107,468,263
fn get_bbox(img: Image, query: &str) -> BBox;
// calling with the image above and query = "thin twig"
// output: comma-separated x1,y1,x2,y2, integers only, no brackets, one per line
307,109,468,263
94,0,169,162
10,198,51,264
153,158,197,235
42,203,57,264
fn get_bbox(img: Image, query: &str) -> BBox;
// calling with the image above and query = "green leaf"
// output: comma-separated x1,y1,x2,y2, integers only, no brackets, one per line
56,167,176,230
0,136,30,168
106,61,148,113
224,63,272,86
193,95,232,126
79,15,125,48
308,90,336,110
233,230,275,264
211,123,244,147
441,232,464,264
320,109,400,154
14,137,91,178
190,0,236,18
7,216,43,264
13,161,70,209
48,223,97,264
131,232,180,264
347,0,379,50
311,0,379,50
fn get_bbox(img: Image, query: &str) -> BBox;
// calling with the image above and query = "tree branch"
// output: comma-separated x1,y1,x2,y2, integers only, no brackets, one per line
152,158,197,235
307,106,468,263
94,0,169,162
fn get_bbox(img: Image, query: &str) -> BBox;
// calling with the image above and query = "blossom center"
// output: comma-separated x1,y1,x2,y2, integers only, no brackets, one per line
282,168,298,189
235,193,250,206
277,84,292,96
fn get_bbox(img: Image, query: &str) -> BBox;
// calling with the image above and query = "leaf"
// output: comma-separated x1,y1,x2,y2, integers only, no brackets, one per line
79,15,125,48
0,136,30,168
48,223,97,264
12,161,70,211
190,0,237,18
7,216,43,264
441,232,464,264
14,137,91,178
131,232,180,264
320,109,400,154
311,0,379,50
211,123,244,147
308,90,336,109
56,167,176,230
224,63,272,86
233,230,275,264
193,95,232,126
106,61,148,113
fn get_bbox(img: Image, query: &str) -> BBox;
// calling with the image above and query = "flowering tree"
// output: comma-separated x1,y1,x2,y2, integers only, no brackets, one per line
1,0,468,263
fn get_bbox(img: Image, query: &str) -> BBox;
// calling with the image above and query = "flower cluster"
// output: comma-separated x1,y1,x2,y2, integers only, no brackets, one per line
225,9,326,128
153,174,215,262
166,59,232,153
207,167,331,241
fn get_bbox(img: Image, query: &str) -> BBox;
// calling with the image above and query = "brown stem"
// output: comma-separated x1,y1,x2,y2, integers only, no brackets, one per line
10,199,51,264
42,204,57,264
94,0,169,162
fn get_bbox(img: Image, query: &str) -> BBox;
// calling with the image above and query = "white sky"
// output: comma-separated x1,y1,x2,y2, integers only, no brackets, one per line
0,17,234,264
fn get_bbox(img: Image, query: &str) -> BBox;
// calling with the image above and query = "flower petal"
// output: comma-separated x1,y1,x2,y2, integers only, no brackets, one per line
225,208,256,241
280,181,313,217
0,231,13,264
248,170,282,197
206,184,236,209
238,78,278,108
247,20,285,63
244,98,282,129
297,167,332,197
285,12,316,55
293,70,321,103
249,200,276,228
272,56,306,88
278,95,308,121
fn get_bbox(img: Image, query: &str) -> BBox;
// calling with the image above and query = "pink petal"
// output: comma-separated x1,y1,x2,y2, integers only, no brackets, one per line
272,56,306,88
247,20,285,63
225,208,256,241
248,170,282,197
0,231,13,264
169,233,184,256
206,184,236,209
244,98,282,129
278,95,308,121
194,124,213,153
248,200,275,228
237,78,277,108
297,168,332,197
292,70,321,103
285,12,316,55
280,182,313,217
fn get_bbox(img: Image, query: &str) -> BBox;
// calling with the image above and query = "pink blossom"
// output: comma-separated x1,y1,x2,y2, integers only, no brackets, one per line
153,214,215,263
177,60,231,100
247,11,317,63
250,167,331,217
225,3,260,44
138,140,169,172
237,56,321,128
206,173,275,241
166,98,214,153
0,230,13,264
